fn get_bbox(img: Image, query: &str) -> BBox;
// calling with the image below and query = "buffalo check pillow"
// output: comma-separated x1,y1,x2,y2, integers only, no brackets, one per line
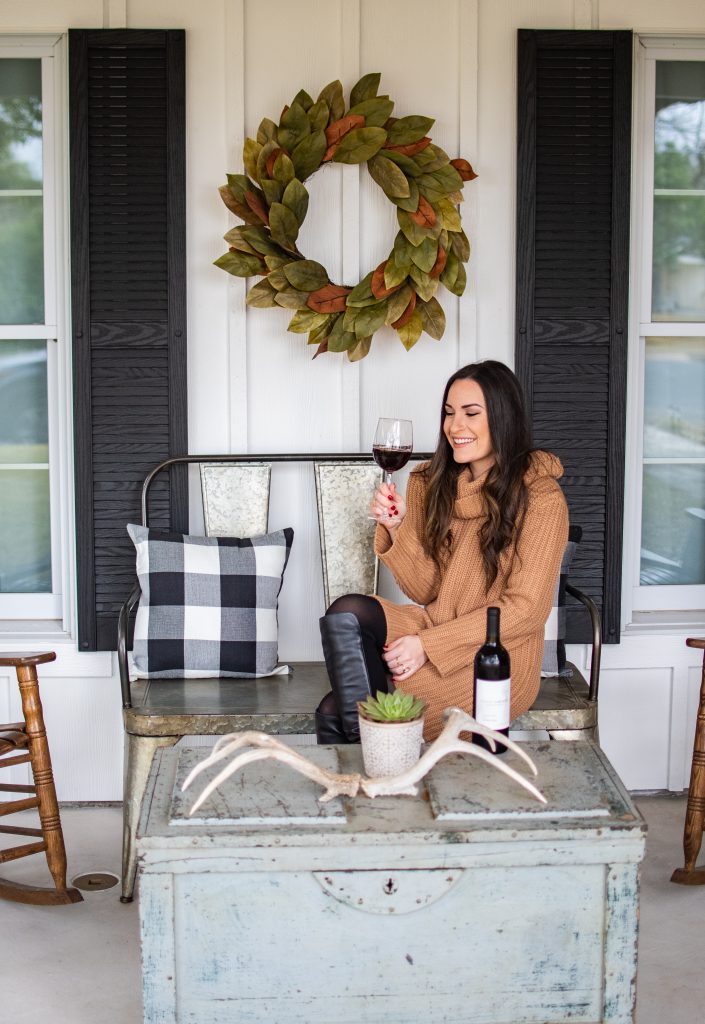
541,525,582,678
127,524,293,679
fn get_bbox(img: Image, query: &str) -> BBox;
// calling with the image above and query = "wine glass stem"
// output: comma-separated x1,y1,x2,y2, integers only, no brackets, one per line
385,471,393,487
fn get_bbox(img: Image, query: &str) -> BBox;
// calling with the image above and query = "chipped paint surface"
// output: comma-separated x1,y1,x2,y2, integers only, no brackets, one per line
170,746,347,826
603,864,641,1021
138,741,645,1023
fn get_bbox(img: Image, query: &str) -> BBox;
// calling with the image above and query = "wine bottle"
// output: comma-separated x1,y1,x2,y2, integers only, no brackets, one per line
472,606,510,754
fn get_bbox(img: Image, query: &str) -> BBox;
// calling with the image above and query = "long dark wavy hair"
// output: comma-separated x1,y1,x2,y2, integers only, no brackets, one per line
420,360,534,590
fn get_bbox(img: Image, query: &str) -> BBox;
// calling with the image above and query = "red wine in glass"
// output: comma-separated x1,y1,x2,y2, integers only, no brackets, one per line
372,445,413,475
372,419,413,517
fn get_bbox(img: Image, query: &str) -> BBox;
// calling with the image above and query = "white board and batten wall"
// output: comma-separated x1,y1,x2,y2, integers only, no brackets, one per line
0,0,702,799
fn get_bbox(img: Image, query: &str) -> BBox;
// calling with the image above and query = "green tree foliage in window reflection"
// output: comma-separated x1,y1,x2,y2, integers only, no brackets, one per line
0,60,44,324
653,145,705,269
0,93,42,186
652,64,705,319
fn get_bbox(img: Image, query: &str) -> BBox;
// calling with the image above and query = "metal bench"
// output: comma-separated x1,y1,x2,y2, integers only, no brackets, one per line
117,454,601,902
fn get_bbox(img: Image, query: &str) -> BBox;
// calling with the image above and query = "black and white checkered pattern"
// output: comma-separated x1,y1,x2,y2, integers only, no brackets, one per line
127,524,293,679
541,525,582,678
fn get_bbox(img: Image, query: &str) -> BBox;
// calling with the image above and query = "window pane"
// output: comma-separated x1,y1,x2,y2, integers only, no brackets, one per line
0,469,51,592
654,61,705,192
0,341,50,592
0,340,48,462
643,337,705,458
640,464,705,585
0,195,44,324
652,61,705,322
652,195,705,320
0,59,42,188
0,58,43,324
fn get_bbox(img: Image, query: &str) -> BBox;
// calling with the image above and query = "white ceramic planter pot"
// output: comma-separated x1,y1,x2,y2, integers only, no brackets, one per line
357,712,425,778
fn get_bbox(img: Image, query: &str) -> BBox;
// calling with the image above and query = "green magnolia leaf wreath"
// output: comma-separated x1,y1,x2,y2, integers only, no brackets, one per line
215,72,476,361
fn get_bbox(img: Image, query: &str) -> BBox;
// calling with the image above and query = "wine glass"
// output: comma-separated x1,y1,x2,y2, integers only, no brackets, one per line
371,418,413,517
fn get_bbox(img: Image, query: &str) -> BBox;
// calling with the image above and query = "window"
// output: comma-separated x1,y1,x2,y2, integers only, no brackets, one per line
632,39,705,613
0,37,67,621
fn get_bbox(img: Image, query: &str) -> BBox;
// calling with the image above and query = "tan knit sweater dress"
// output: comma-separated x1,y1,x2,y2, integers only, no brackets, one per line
374,451,569,740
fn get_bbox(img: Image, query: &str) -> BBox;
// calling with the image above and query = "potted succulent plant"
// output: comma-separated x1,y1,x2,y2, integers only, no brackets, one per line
357,689,427,778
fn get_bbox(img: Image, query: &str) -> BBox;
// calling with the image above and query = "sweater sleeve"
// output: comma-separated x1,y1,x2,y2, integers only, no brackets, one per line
418,483,569,677
374,469,441,606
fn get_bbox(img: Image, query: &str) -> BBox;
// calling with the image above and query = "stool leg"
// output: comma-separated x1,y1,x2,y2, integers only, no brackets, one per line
672,652,705,885
15,663,81,903
121,733,179,903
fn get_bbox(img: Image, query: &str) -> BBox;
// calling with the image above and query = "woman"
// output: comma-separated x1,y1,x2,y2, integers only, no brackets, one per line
315,360,569,744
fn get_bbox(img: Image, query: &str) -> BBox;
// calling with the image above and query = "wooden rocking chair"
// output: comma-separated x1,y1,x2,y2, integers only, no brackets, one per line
0,653,82,905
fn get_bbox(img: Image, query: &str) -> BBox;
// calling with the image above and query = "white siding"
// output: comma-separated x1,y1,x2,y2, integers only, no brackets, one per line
0,0,702,798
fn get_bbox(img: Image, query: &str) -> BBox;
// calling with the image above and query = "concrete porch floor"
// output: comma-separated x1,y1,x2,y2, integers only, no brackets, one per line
1,795,703,1023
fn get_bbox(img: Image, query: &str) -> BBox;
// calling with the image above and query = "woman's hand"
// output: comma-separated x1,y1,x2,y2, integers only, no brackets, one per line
369,481,407,532
383,635,427,682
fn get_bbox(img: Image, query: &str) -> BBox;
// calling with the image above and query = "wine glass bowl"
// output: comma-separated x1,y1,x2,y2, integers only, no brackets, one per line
372,418,413,484
370,418,413,522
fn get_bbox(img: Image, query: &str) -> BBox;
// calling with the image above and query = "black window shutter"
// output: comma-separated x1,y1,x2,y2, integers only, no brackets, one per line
69,29,187,651
516,30,632,644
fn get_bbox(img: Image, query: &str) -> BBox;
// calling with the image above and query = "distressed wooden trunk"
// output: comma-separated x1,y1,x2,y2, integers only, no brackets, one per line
137,741,645,1024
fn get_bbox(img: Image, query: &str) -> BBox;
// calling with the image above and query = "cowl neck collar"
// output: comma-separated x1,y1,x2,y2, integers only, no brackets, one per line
453,468,489,520
452,451,563,520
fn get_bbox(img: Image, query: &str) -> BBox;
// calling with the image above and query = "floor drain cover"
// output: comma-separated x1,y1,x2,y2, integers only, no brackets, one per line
72,871,119,892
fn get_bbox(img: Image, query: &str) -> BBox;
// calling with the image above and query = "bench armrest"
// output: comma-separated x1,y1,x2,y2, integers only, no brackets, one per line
118,584,142,709
565,583,602,702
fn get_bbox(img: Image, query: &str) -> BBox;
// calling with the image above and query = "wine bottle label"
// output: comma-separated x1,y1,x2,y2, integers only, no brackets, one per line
474,677,511,730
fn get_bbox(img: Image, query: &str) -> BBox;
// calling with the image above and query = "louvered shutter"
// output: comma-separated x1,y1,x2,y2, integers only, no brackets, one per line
516,30,632,644
69,30,187,651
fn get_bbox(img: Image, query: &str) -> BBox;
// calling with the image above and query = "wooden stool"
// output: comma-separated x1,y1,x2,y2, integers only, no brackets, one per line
672,637,705,885
0,653,82,905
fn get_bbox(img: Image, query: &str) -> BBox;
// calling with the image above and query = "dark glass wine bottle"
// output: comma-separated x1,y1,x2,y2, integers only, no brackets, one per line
472,606,510,754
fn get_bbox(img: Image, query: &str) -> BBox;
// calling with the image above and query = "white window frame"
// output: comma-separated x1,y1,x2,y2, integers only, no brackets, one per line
0,35,74,629
624,35,705,622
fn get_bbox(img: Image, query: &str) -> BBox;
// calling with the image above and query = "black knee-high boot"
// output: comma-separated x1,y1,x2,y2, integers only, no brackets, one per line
316,612,373,743
314,704,348,744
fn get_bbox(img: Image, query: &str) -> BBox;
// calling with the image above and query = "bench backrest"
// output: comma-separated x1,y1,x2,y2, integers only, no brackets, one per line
141,453,434,609
128,454,599,696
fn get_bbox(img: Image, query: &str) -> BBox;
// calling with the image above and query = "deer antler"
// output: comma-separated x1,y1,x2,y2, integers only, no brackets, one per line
182,732,363,813
182,709,547,815
360,708,546,804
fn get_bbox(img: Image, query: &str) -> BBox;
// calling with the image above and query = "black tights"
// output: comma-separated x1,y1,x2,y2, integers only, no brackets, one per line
318,594,389,716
